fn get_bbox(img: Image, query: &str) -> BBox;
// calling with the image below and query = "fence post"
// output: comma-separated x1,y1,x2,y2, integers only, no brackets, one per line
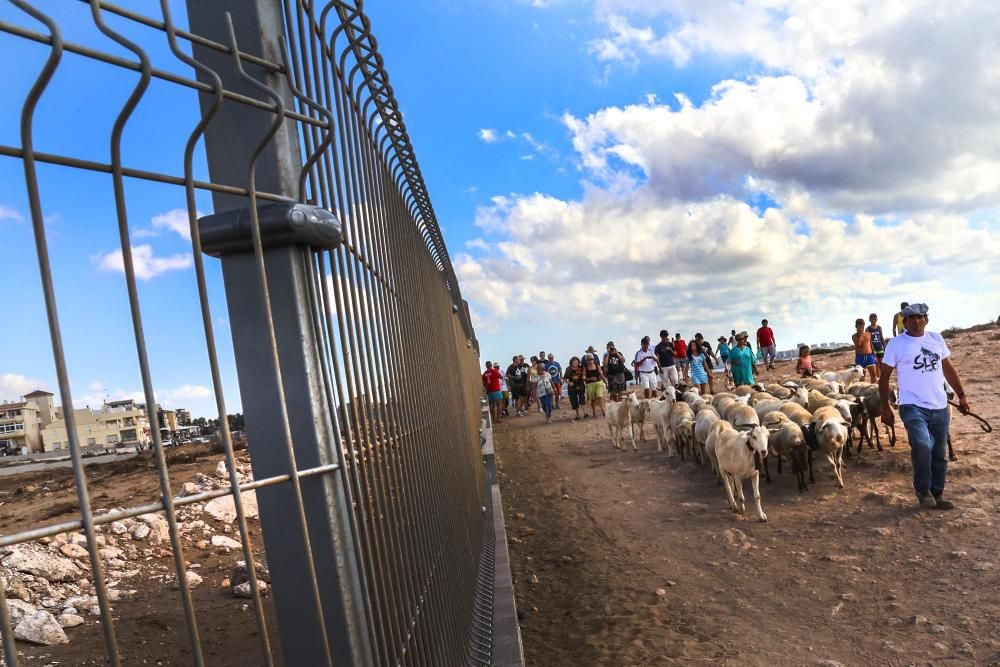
185,3,372,665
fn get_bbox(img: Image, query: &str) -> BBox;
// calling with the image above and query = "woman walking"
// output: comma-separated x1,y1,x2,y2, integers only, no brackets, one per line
536,361,555,422
688,341,713,395
729,331,756,387
583,353,607,418
717,336,732,388
604,341,628,401
563,356,587,420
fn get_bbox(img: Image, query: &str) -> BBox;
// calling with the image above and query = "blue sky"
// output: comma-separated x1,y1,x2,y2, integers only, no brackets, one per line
2,1,1000,416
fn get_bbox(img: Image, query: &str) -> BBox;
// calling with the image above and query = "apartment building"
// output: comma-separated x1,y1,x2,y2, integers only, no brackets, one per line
175,408,191,427
0,390,55,455
41,398,152,452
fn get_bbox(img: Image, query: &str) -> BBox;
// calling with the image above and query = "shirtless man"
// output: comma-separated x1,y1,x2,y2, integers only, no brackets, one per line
852,318,878,382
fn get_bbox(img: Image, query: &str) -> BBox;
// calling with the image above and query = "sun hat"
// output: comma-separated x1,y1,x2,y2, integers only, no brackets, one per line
902,303,929,317
717,336,726,342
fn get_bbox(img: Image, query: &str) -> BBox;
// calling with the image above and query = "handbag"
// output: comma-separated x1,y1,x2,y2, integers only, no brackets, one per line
623,368,634,381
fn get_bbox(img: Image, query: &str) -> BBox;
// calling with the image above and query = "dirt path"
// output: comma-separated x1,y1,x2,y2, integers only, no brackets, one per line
496,328,1000,666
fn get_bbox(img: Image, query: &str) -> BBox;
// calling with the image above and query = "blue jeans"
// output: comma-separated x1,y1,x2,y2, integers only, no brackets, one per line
539,393,553,418
898,404,950,496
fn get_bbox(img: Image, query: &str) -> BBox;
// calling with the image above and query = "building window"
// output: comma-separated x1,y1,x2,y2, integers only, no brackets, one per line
0,423,25,434
120,429,137,442
106,435,118,445
86,437,97,446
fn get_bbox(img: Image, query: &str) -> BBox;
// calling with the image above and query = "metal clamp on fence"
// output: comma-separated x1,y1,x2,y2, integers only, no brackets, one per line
199,202,343,255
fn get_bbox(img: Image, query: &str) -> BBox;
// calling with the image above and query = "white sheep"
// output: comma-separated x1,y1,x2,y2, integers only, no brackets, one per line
753,398,785,423
649,395,675,454
694,408,721,467
812,405,849,488
669,401,697,461
629,397,651,444
819,366,865,388
789,386,809,408
724,403,760,430
606,396,636,451
712,422,771,522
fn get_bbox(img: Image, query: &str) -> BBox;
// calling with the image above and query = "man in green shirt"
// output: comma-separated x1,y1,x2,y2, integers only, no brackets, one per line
729,331,756,387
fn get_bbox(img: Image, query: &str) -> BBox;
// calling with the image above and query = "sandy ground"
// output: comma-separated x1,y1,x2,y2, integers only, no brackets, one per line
0,446,281,666
495,326,1000,666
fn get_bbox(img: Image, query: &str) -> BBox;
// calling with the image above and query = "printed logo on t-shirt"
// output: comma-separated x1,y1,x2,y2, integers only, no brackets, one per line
913,347,941,373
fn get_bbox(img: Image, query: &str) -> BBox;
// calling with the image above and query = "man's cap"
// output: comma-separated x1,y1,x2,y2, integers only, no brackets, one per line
607,341,615,347
586,345,597,353
641,336,650,344
902,303,929,318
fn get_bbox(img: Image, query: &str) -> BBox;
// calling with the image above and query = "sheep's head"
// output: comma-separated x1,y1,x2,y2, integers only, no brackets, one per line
734,394,751,405
628,392,640,406
745,425,769,471
792,387,809,406
822,420,848,448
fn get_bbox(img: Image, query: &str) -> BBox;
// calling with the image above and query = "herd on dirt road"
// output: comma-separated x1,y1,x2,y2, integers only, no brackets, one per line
605,367,953,523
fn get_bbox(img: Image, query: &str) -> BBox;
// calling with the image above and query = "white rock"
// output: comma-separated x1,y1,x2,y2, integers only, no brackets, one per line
182,482,200,496
130,523,151,541
109,521,128,535
211,535,242,550
57,613,84,628
98,547,123,561
215,460,230,479
203,491,258,523
175,570,204,590
14,610,69,645
2,544,81,582
59,543,89,560
233,580,268,599
138,514,170,544
68,533,88,547
6,599,37,624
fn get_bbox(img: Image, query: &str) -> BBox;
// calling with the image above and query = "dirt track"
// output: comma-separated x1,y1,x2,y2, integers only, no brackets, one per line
496,327,1000,666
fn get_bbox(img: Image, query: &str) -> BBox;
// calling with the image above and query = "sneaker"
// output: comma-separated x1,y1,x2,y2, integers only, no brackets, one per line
933,495,955,510
916,492,937,509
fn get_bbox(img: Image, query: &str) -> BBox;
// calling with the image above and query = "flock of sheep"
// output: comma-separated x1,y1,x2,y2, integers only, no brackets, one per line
604,366,906,522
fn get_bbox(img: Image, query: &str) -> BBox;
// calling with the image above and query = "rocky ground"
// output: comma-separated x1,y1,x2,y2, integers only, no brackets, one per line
495,325,1000,666
0,446,281,665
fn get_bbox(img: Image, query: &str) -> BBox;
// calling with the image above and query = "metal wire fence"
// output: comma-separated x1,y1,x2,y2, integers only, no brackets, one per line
0,1,487,664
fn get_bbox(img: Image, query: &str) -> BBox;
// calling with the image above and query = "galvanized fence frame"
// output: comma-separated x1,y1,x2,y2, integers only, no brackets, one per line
0,1,490,665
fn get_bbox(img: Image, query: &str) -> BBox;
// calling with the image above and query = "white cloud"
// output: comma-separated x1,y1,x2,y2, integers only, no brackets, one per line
95,244,193,280
162,384,211,404
0,374,48,400
478,128,501,143
0,205,23,223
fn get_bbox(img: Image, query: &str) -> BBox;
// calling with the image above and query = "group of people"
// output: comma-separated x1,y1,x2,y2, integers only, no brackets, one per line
481,322,783,424
481,302,975,512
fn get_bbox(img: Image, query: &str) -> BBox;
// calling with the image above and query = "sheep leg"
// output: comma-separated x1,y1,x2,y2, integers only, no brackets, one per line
776,453,782,475
948,433,957,462
733,475,746,514
868,417,883,452
721,472,740,513
751,471,767,522
808,449,815,483
827,449,845,488
629,424,637,451
763,454,772,485
609,424,619,449
655,425,663,453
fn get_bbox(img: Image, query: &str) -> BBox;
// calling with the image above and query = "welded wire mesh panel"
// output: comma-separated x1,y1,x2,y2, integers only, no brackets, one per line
0,1,486,665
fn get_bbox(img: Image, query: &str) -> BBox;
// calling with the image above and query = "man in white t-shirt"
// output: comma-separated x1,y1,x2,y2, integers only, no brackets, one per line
633,336,660,399
879,303,971,510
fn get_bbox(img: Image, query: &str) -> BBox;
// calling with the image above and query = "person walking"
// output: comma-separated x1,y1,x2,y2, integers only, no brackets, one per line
506,355,529,416
654,330,678,391
563,357,587,420
545,353,563,409
536,361,555,422
688,341,713,395
482,361,504,425
852,318,879,382
879,303,971,510
604,341,628,401
583,352,607,417
497,365,511,416
690,334,717,393
756,319,777,371
867,313,887,371
717,336,732,386
673,334,689,383
729,331,756,387
633,336,659,399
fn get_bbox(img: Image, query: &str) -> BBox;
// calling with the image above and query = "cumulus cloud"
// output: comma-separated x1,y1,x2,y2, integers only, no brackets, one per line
479,128,501,143
0,373,48,400
95,244,193,280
